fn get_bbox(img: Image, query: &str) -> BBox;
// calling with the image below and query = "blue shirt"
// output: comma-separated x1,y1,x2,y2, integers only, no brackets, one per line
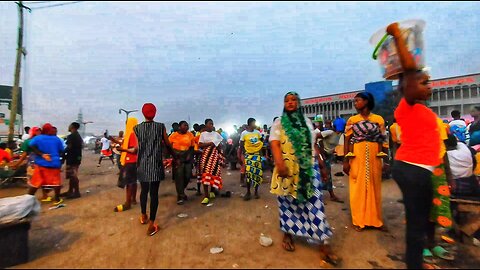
333,117,347,133
29,135,65,168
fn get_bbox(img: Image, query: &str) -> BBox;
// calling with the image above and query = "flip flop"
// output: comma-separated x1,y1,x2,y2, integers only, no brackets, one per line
423,249,435,264
423,263,441,269
323,253,341,266
354,225,364,232
41,196,52,202
201,198,209,205
431,245,454,261
114,204,130,212
282,239,295,252
52,199,64,206
148,224,160,236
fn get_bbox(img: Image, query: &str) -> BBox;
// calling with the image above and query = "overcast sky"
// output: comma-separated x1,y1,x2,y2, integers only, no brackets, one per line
1,1,479,135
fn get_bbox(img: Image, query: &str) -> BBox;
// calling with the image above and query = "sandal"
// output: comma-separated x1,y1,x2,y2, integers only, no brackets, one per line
201,198,210,205
282,235,295,252
114,204,131,212
423,249,435,264
323,253,341,266
41,196,52,202
431,245,454,261
354,225,364,232
140,215,148,225
52,199,64,206
423,263,441,269
148,224,160,236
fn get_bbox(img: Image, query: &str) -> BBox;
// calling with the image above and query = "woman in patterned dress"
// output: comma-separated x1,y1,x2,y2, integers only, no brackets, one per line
270,92,339,266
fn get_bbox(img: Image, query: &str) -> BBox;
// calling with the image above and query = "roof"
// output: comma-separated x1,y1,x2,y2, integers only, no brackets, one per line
0,85,23,115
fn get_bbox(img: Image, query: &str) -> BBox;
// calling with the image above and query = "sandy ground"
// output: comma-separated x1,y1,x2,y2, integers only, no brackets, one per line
1,151,479,269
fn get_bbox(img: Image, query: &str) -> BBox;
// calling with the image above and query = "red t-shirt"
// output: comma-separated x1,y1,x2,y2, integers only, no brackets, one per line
125,133,138,164
0,149,11,163
394,98,441,166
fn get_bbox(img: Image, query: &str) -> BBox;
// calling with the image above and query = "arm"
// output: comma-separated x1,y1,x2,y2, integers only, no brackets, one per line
162,126,176,158
270,140,288,177
30,145,52,161
443,154,454,190
108,136,122,145
386,23,421,105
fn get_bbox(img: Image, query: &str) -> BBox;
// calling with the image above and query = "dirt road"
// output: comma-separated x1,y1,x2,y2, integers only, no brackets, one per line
1,151,478,268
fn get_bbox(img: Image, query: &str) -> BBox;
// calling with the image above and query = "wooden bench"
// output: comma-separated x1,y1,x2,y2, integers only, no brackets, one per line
450,197,480,243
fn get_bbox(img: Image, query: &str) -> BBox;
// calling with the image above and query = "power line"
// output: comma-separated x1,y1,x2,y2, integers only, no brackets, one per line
24,1,55,4
30,1,83,10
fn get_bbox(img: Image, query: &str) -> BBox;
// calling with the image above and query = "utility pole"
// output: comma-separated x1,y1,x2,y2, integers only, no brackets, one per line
8,1,30,142
119,109,138,124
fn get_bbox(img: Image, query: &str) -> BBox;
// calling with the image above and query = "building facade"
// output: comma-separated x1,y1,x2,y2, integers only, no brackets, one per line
300,72,480,121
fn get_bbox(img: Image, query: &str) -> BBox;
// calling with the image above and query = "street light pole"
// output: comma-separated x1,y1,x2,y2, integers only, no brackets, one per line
82,121,93,138
119,109,138,124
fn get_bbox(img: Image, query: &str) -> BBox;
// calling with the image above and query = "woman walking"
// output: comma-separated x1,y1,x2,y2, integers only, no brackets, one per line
386,22,442,269
270,91,339,267
198,119,224,205
113,117,138,212
343,92,388,231
134,103,176,236
169,121,195,205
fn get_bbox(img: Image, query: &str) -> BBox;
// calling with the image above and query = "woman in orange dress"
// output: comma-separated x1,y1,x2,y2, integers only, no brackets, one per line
343,92,388,231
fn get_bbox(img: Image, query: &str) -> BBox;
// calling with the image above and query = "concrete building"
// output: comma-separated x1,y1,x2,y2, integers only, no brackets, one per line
300,72,480,120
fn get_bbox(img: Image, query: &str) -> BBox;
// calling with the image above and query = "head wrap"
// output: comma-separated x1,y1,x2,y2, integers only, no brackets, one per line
142,103,157,119
313,114,324,123
120,117,138,166
281,91,314,203
42,123,54,135
29,127,41,139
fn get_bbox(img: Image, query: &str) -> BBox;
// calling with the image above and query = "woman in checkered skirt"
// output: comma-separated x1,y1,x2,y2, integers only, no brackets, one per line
269,92,340,267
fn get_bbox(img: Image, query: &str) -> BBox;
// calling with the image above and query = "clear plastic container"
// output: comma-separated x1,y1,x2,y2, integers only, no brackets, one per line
370,19,426,80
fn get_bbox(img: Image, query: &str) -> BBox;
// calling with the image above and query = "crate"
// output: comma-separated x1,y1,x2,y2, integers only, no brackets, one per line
0,218,31,268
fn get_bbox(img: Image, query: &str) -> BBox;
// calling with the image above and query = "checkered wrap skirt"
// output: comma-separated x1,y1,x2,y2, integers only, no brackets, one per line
277,162,332,242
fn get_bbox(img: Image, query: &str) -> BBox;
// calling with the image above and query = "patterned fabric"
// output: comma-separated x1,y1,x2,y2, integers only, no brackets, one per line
200,145,223,189
277,162,332,241
351,120,385,144
281,91,314,203
134,121,166,183
270,126,300,199
321,153,333,192
430,163,453,228
245,153,263,187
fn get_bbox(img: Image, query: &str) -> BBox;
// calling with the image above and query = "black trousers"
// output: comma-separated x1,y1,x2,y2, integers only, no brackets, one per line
140,181,160,221
392,161,433,269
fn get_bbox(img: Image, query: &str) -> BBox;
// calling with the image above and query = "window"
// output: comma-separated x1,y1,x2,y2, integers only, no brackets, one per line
0,113,4,118
471,85,478,98
440,89,446,101
454,87,461,99
447,87,454,100
432,89,439,102
440,106,448,116
462,86,470,99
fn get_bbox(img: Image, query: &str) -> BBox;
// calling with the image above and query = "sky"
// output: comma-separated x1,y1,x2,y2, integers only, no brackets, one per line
1,1,479,136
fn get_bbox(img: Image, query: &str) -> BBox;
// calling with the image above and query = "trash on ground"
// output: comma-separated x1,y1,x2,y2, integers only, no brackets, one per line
210,246,223,254
207,203,214,207
177,213,188,218
259,234,273,247
86,190,91,193
48,204,66,210
232,264,239,268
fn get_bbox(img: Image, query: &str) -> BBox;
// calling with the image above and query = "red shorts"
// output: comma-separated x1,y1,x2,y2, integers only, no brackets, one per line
101,149,113,157
29,166,62,188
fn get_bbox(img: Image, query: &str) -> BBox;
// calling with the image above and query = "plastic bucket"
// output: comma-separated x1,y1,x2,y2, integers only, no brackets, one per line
369,19,426,80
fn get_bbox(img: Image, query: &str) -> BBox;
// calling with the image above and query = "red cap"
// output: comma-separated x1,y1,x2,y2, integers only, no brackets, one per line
42,123,54,135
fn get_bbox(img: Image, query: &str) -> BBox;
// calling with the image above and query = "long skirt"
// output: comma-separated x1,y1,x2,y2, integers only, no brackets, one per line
245,153,263,187
430,163,453,229
200,146,223,190
277,163,332,242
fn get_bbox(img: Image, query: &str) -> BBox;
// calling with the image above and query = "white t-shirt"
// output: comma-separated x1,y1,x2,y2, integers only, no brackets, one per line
320,130,340,154
447,142,473,179
449,119,467,129
199,131,223,147
269,117,317,157
100,137,111,150
21,134,30,141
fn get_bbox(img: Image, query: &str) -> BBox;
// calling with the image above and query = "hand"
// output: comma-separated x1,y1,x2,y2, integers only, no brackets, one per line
386,22,401,36
277,163,289,178
382,163,390,175
42,154,51,162
342,160,350,175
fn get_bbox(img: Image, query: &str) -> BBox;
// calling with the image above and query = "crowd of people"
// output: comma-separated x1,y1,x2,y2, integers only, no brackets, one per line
4,21,479,269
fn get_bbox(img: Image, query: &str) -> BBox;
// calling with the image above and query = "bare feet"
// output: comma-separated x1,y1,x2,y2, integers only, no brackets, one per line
282,234,295,252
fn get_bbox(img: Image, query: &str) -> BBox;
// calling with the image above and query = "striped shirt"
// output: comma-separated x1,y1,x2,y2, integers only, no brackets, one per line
134,121,166,182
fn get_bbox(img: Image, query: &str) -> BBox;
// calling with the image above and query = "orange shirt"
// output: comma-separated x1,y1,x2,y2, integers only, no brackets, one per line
169,131,195,152
394,98,441,166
